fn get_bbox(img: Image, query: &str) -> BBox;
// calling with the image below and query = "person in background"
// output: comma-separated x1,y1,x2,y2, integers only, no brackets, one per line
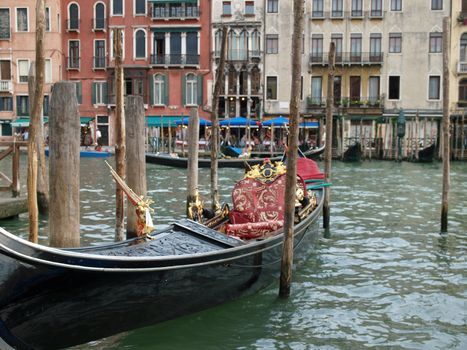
95,128,102,151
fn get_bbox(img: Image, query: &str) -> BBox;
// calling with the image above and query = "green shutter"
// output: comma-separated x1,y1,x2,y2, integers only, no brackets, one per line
16,96,20,114
0,98,3,111
149,74,154,105
181,74,186,105
76,81,82,104
91,83,96,105
103,82,108,104
197,75,203,106
163,75,169,105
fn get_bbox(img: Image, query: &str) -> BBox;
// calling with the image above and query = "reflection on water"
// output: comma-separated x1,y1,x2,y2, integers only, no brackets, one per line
1,158,466,349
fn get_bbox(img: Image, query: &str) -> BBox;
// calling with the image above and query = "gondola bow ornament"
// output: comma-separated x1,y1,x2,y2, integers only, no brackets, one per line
105,161,154,236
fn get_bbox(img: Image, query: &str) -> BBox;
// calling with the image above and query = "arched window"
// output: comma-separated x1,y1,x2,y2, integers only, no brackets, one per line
186,73,198,105
154,74,165,105
215,30,222,56
251,30,260,56
69,3,79,30
239,30,248,60
459,78,467,106
135,29,146,59
460,33,467,62
94,2,105,29
228,30,237,60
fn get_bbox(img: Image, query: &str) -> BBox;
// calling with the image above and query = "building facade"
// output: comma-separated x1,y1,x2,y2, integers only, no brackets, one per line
61,0,212,146
211,0,263,119
0,0,62,137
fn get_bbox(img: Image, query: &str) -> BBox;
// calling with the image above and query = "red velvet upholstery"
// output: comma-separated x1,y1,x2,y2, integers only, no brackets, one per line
227,174,307,239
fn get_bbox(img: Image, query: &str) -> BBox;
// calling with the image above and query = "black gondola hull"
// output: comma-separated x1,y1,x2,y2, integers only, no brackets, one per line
0,192,323,350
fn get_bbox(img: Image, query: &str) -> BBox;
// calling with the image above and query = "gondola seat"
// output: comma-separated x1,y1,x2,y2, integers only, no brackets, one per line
226,173,307,239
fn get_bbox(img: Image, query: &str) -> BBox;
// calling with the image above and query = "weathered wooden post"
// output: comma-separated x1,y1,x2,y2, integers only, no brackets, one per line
323,42,335,230
114,28,126,241
186,108,200,217
279,0,304,298
11,143,20,198
210,26,228,212
461,111,465,160
27,0,46,243
415,110,420,160
441,17,451,233
28,64,49,213
125,96,146,238
49,82,80,247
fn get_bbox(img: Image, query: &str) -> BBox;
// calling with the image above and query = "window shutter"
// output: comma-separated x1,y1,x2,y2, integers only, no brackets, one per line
197,75,203,106
16,96,20,114
103,82,108,104
163,75,169,105
181,74,186,105
76,81,82,104
91,83,96,105
0,97,3,111
149,74,154,105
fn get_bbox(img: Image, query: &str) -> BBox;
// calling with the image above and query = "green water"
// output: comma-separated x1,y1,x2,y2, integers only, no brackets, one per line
1,159,466,349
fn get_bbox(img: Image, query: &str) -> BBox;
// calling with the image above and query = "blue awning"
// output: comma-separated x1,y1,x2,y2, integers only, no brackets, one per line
262,116,289,127
175,117,212,126
299,121,319,128
219,116,259,127
11,117,49,127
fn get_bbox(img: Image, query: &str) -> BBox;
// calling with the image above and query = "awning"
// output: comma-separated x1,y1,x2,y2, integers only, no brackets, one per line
219,116,259,128
146,116,187,127
262,116,289,127
299,121,319,128
80,117,95,125
148,0,198,3
11,117,49,127
175,117,212,126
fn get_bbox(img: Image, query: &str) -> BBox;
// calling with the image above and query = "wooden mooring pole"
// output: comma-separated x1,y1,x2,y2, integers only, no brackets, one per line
114,28,126,241
186,108,200,217
27,0,46,243
323,42,335,230
49,82,80,247
441,17,451,233
125,96,146,238
210,26,227,213
279,0,304,298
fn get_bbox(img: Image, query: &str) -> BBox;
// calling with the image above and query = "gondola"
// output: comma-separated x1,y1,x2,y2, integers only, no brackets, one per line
342,142,362,162
0,160,324,350
415,144,436,163
45,148,113,158
145,144,325,168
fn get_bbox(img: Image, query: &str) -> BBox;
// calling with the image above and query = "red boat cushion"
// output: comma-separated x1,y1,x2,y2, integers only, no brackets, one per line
225,220,284,239
296,157,324,180
227,173,307,239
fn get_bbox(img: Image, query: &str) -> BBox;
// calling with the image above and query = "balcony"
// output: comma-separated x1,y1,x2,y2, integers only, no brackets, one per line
458,61,467,74
0,80,12,93
309,52,384,66
93,56,106,69
311,11,385,20
214,50,262,62
457,12,467,24
150,54,199,66
67,57,80,70
92,18,106,31
307,96,384,114
66,19,80,31
151,6,200,20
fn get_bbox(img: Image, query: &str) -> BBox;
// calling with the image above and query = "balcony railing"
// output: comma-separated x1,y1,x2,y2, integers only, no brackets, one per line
93,56,106,69
66,19,80,31
93,18,106,31
458,61,467,74
312,11,385,20
151,6,200,19
67,56,80,70
214,49,262,61
309,52,384,65
307,96,384,109
150,54,199,66
0,80,12,92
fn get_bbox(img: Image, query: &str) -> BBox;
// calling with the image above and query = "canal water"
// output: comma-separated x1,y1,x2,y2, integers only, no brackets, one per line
1,158,466,349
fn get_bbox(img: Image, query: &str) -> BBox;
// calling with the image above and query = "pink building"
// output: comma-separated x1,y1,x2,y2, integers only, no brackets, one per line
61,0,212,146
0,0,62,138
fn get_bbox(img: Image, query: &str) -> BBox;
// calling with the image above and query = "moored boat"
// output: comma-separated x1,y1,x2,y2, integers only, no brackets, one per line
146,144,325,168
0,160,324,350
45,148,113,158
343,142,362,162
